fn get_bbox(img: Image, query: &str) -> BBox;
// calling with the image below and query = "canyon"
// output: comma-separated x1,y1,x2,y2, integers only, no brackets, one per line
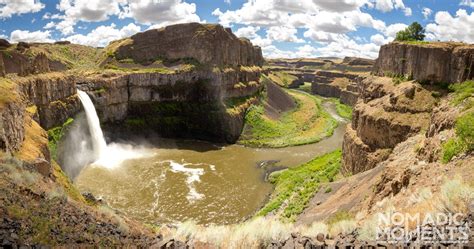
0,22,473,248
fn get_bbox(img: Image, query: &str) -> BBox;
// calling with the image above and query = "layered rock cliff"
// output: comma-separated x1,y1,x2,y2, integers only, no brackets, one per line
343,41,472,175
311,71,361,106
111,23,264,67
373,41,474,84
0,23,264,164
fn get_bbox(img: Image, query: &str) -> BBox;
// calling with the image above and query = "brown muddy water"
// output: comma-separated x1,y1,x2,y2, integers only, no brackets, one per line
75,101,347,225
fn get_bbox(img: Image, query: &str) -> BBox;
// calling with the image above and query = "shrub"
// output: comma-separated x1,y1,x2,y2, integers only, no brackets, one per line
395,22,425,41
455,112,474,150
449,81,474,106
438,178,474,213
442,138,464,163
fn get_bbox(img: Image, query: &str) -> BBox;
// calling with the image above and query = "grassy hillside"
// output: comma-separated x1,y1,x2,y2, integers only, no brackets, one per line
257,149,342,222
239,90,337,147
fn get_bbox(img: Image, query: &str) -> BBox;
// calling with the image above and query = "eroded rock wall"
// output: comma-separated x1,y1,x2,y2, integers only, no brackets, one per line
342,77,436,174
113,23,264,67
0,101,25,153
77,68,262,143
373,42,474,84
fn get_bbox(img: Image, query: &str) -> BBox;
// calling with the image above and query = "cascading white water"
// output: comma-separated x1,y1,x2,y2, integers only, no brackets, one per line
76,89,151,168
77,90,107,159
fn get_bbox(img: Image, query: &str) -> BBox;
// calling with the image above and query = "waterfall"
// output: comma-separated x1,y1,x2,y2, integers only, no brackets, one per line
76,89,151,169
77,90,107,159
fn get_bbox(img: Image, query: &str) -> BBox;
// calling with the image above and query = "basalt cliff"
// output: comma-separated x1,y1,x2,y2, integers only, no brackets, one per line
0,23,473,247
0,23,265,246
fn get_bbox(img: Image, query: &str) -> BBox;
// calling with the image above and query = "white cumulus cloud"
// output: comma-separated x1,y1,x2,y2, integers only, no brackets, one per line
124,0,200,27
0,0,45,19
234,26,261,38
426,9,474,43
9,29,53,43
373,0,411,16
66,23,141,47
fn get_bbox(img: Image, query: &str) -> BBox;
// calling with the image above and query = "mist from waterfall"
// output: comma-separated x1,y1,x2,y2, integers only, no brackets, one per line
76,90,151,169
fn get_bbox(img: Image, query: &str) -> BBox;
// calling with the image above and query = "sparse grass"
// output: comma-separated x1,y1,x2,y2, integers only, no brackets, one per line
169,217,330,248
326,210,353,226
0,78,19,108
51,160,85,203
441,111,474,163
449,81,474,106
267,71,298,87
257,150,342,222
240,90,337,148
402,40,431,45
438,178,474,214
331,98,352,119
27,43,103,70
298,82,312,93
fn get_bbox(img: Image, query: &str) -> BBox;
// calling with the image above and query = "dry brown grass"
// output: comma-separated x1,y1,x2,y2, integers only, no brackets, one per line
0,78,19,108
15,116,48,162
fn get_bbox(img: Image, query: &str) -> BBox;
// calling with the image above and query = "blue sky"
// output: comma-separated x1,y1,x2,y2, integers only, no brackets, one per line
1,0,473,58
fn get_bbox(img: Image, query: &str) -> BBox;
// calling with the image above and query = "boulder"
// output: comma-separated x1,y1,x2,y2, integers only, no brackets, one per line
111,23,264,67
16,41,30,50
373,41,474,84
55,41,71,45
0,38,11,48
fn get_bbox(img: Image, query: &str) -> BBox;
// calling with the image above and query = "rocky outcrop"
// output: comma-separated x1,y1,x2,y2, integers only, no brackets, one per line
342,77,436,174
342,57,374,66
112,23,264,67
17,74,81,129
312,82,341,97
311,71,361,106
0,39,11,48
0,101,25,153
0,50,52,76
373,41,474,84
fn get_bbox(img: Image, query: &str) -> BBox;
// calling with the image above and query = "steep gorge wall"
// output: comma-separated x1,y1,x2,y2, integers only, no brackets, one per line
373,42,474,83
343,41,473,175
342,76,436,174
78,68,262,142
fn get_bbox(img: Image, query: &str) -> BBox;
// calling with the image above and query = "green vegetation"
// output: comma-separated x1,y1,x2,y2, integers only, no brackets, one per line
240,90,337,147
28,44,104,70
449,80,474,107
442,138,465,163
257,149,342,222
47,118,74,161
298,82,312,93
442,81,474,162
442,112,474,163
267,71,298,87
395,22,426,42
331,98,353,119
